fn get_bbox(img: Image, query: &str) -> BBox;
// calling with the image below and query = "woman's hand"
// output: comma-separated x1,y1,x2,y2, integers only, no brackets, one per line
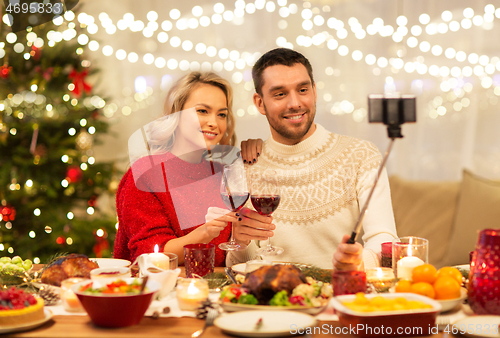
240,139,263,165
198,207,238,243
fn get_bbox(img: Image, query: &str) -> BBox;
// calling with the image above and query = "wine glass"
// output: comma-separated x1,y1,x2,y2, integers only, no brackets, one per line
218,164,250,251
251,169,284,256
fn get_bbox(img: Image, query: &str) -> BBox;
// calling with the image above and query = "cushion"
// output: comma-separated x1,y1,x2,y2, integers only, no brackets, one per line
389,176,460,266
441,170,500,267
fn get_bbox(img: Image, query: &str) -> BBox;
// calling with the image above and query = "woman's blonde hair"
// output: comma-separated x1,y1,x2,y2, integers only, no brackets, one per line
148,72,236,155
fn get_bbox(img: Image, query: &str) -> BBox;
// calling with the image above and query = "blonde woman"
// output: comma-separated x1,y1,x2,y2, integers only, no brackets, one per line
114,72,239,265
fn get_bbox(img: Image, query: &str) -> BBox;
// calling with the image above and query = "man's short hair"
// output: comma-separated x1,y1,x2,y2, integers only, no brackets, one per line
252,48,314,95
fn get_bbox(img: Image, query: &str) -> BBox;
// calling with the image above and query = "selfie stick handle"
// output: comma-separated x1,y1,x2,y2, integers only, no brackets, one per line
347,137,396,244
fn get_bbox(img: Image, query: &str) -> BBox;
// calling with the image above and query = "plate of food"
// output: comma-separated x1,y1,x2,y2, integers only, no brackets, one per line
220,264,332,315
0,309,53,334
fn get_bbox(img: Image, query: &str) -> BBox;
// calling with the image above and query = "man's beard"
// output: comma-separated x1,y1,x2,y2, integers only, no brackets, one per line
263,103,316,142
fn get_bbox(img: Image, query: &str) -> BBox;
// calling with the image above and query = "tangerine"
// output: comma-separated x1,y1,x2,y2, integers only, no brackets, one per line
411,282,436,299
437,267,463,285
412,264,438,284
433,276,461,300
395,279,412,293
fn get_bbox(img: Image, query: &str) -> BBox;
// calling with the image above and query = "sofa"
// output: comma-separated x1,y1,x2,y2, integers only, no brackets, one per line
389,170,500,268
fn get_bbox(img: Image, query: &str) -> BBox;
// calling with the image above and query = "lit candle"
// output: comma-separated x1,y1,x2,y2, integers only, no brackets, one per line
366,268,395,292
176,279,209,311
397,256,425,280
149,244,170,270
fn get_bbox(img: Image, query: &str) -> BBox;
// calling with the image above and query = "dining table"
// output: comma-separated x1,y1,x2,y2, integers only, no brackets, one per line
8,265,457,338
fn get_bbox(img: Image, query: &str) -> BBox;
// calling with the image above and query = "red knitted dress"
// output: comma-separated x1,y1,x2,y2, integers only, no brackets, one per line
114,152,231,266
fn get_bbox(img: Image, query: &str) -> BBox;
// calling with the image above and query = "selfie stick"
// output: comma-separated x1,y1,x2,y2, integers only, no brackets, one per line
346,95,416,245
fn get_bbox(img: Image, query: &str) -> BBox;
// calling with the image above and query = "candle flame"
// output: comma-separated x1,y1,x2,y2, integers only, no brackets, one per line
406,245,412,257
154,244,159,254
187,281,200,295
376,268,383,279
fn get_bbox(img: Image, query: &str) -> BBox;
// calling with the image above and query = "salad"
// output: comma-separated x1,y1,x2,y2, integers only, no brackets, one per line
220,276,332,307
79,279,145,294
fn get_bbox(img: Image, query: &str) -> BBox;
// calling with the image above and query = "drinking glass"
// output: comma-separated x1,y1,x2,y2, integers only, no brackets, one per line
218,164,250,251
251,169,284,256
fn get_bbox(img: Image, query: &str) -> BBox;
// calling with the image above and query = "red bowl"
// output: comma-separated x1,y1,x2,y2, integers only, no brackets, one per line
72,278,160,327
331,293,441,337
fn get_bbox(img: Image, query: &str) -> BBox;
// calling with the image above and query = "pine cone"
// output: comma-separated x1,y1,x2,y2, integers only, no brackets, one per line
195,299,217,319
38,287,60,306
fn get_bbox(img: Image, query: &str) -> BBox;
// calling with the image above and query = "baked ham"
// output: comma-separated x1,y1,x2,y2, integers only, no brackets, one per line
40,254,98,286
242,264,307,304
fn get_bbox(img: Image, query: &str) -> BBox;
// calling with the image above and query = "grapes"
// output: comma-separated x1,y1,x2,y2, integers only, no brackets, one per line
0,256,34,285
11,256,23,265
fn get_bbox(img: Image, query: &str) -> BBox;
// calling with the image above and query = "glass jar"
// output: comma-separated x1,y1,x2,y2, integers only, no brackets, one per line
331,270,367,296
468,229,500,315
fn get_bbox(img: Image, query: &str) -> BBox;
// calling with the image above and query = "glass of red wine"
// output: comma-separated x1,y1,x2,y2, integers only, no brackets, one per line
218,164,249,251
251,169,284,256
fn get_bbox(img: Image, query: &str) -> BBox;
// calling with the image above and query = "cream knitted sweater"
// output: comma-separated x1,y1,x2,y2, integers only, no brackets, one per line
227,124,398,269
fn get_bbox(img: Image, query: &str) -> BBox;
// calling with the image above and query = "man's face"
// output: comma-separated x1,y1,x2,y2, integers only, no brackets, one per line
253,63,317,145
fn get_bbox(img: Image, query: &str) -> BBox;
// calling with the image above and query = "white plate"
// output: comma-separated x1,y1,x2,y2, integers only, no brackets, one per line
0,308,53,334
214,310,316,337
220,301,327,315
90,258,131,268
437,288,467,312
453,315,500,338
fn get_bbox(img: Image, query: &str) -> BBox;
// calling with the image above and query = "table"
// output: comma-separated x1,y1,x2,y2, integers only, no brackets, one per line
9,266,448,337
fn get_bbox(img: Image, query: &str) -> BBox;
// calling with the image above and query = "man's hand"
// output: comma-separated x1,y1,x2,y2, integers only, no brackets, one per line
232,207,275,245
332,234,363,271
240,139,263,164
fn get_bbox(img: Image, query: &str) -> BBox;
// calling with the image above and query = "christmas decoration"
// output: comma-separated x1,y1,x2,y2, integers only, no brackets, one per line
66,166,83,183
1,204,16,222
0,10,118,262
68,69,92,97
0,65,12,79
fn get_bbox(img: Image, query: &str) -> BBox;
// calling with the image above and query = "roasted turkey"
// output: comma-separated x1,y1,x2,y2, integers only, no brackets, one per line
41,254,98,286
242,264,307,304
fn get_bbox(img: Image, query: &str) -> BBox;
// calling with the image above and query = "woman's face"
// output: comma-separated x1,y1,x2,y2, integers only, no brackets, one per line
177,83,229,150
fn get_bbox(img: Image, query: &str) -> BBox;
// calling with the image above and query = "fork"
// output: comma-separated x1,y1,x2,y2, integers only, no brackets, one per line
192,307,218,338
436,316,450,332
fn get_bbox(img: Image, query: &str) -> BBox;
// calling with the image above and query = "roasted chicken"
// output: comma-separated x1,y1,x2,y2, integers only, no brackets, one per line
41,254,98,286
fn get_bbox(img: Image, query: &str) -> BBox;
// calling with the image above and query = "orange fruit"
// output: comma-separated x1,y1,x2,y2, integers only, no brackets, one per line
437,267,463,285
395,279,412,293
433,276,461,300
412,264,438,284
411,282,436,299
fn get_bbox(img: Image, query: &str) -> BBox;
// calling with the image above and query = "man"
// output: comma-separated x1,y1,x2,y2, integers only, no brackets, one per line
227,48,397,270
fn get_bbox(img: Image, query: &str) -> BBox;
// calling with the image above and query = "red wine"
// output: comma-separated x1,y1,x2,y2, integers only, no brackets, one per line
251,195,280,215
221,192,249,211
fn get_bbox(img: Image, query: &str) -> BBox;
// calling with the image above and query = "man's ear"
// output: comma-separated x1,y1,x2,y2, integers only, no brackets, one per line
253,93,266,116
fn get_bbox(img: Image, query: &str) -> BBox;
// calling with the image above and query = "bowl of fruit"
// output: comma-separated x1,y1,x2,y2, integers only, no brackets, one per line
395,264,466,313
72,278,160,327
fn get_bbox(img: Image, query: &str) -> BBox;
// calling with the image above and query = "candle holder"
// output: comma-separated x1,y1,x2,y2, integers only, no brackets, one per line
381,242,393,268
469,229,500,315
61,277,88,312
176,278,209,311
184,243,215,278
331,270,367,296
366,268,395,293
392,237,428,280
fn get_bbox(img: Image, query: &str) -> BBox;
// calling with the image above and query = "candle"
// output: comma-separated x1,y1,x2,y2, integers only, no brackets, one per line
176,279,209,311
149,244,171,270
366,268,395,292
397,256,425,280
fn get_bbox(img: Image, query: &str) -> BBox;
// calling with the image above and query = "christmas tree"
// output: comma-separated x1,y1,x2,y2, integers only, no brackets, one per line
0,5,117,262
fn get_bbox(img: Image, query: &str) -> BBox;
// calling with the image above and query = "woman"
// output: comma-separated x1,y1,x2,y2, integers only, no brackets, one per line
114,72,239,265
